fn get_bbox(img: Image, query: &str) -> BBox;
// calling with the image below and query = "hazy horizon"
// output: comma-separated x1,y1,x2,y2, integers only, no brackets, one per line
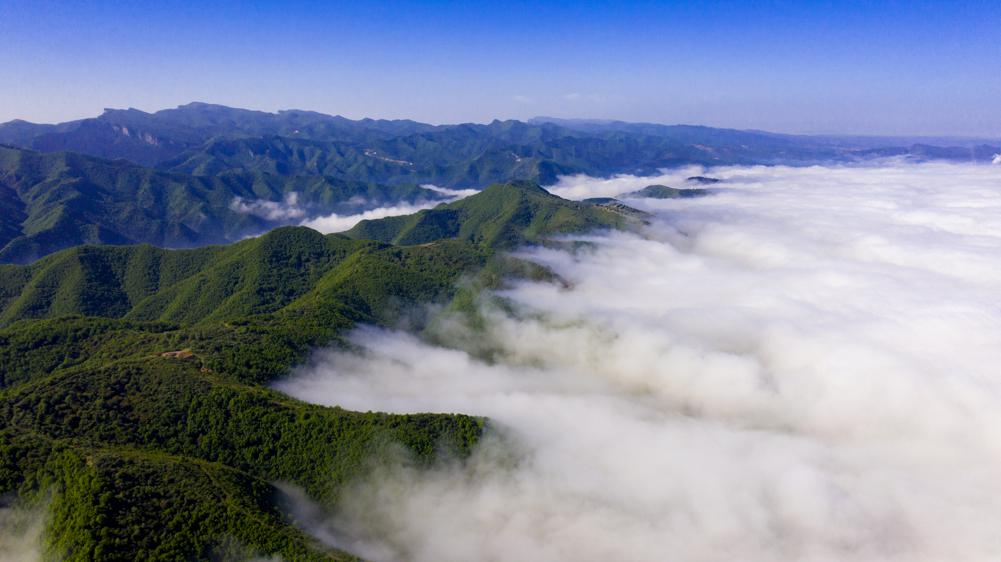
5,100,1001,142
2,0,999,137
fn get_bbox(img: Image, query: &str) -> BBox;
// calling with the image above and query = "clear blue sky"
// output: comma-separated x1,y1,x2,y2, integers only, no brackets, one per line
2,0,999,136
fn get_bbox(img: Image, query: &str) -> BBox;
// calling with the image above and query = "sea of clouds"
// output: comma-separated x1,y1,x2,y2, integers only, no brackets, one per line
277,162,1001,562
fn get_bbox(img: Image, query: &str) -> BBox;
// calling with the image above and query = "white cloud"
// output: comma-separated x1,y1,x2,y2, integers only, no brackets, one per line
419,185,479,199
0,504,44,562
992,153,1000,164
278,162,1001,561
300,185,476,234
561,92,608,103
299,202,439,233
547,166,706,199
229,192,305,221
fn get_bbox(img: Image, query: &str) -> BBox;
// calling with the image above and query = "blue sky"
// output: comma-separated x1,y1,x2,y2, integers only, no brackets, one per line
2,0,999,135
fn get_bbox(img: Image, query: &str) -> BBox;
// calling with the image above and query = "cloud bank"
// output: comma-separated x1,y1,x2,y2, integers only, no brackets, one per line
278,162,1001,561
300,186,477,234
299,202,441,234
230,192,307,221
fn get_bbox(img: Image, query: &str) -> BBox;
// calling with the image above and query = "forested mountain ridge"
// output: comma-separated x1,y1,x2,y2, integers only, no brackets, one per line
0,181,625,560
0,102,437,166
0,181,609,328
4,103,996,188
346,180,629,246
0,144,442,264
3,103,998,266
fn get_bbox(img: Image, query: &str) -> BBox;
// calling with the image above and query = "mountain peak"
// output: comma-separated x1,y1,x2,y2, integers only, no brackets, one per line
101,107,151,116
174,101,230,110
346,180,626,249
482,179,555,197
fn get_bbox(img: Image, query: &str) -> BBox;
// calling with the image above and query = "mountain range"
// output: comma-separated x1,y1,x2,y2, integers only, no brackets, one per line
4,103,997,175
0,145,442,264
2,102,998,264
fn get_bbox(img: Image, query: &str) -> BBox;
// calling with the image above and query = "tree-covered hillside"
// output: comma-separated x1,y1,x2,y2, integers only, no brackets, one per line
4,103,998,266
158,121,705,187
6,103,995,195
0,182,623,560
622,184,712,199
345,180,631,247
0,181,609,328
0,145,441,264
0,103,437,167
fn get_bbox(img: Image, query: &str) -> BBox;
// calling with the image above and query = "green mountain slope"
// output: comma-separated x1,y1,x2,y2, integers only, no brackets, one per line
0,227,486,331
0,232,487,559
157,121,746,187
0,182,625,328
158,129,578,187
0,182,616,560
345,180,631,247
622,184,712,199
0,145,441,264
1,354,481,561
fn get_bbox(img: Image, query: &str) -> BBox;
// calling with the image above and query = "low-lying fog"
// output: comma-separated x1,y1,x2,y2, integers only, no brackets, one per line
230,186,476,235
277,162,1001,562
301,186,477,234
